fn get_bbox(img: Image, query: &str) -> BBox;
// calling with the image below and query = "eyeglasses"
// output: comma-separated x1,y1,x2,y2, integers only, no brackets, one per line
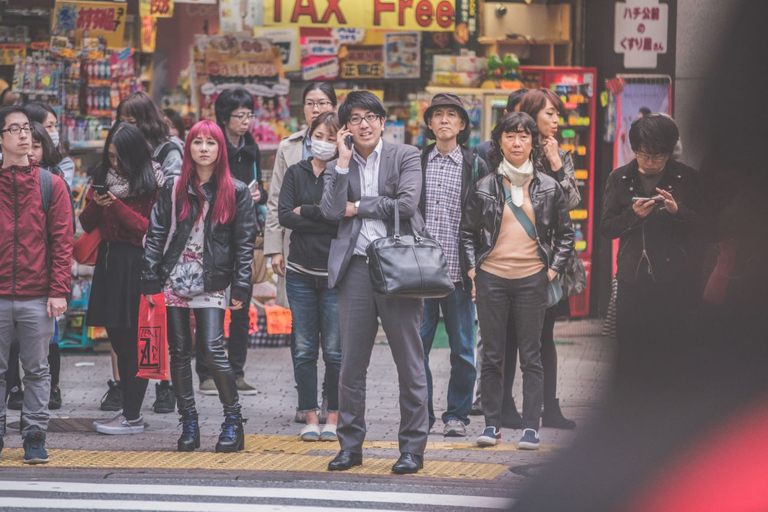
348,114,381,126
304,100,332,109
635,152,667,163
231,113,255,121
2,125,31,135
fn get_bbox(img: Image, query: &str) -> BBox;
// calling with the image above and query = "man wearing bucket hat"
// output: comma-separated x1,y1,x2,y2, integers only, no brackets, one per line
418,93,489,437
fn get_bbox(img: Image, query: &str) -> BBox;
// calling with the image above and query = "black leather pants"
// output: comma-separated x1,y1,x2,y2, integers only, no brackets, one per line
167,307,241,416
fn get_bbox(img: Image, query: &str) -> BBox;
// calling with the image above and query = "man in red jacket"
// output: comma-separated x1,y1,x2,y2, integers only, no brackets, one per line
0,106,73,464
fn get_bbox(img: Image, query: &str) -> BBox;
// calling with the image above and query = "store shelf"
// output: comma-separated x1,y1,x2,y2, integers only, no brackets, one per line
477,38,572,67
69,140,105,152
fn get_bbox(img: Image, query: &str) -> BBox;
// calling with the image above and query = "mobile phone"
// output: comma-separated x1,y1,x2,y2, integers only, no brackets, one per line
248,180,259,193
91,184,110,195
345,134,353,150
631,197,664,204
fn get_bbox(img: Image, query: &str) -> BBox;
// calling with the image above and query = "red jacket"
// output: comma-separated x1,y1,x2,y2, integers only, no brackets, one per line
79,187,158,247
0,163,74,299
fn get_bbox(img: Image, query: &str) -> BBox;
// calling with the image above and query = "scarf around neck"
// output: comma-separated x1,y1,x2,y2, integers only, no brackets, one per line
497,158,533,207
105,162,165,198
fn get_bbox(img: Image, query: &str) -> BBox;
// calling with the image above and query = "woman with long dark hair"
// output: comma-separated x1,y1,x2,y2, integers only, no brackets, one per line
80,123,165,434
278,112,341,441
24,102,75,184
460,112,573,450
142,120,257,453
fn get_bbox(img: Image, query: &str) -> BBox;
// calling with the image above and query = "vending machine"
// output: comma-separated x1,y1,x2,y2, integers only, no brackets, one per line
489,66,598,317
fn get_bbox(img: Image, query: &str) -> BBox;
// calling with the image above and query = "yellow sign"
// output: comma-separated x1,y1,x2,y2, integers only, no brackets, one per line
141,16,158,53
51,1,127,49
265,0,455,31
0,44,26,65
140,0,174,18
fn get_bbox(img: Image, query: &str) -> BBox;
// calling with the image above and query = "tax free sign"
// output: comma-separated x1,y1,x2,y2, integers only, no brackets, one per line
265,0,455,31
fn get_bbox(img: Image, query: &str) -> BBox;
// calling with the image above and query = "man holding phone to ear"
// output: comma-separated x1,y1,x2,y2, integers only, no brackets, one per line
601,114,702,384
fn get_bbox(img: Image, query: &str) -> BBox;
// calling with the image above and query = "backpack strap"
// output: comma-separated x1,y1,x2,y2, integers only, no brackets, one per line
39,168,53,214
154,142,180,166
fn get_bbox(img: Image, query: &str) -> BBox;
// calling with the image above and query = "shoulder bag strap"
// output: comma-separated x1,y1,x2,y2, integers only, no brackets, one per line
501,182,538,242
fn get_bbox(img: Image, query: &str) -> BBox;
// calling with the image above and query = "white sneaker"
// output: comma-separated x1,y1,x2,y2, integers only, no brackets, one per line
94,414,145,435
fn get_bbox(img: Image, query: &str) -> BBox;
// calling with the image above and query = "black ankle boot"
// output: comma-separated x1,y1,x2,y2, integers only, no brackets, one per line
178,411,200,452
542,399,576,429
215,414,245,453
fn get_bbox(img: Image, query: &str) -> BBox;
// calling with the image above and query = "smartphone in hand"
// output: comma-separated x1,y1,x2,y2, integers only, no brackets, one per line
631,197,664,204
91,184,110,196
345,134,353,150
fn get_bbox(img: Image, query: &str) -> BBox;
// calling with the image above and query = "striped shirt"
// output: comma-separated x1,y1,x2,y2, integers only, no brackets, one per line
352,139,387,256
425,145,464,282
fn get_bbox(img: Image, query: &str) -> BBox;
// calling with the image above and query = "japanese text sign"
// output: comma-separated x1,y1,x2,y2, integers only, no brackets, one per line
341,46,384,79
140,0,174,18
51,1,127,49
265,0,455,31
614,0,668,68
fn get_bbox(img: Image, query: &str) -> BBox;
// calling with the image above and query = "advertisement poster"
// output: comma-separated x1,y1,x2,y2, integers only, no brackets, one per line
140,16,158,53
218,0,242,34
614,82,671,168
253,27,300,72
195,35,292,149
50,0,127,49
384,32,420,79
0,44,26,65
340,46,384,80
300,35,340,81
139,0,174,18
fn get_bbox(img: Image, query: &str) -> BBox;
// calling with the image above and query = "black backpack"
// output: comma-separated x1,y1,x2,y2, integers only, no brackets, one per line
154,141,182,167
40,167,76,231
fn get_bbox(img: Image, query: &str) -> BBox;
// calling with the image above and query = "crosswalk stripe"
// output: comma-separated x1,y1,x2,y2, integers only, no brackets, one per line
0,481,514,509
0,498,394,511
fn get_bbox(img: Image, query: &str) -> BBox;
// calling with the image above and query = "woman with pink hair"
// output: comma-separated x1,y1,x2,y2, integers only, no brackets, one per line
142,121,258,453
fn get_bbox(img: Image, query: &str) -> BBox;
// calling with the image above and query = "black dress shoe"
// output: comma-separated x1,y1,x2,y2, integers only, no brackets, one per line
392,452,424,474
328,450,363,471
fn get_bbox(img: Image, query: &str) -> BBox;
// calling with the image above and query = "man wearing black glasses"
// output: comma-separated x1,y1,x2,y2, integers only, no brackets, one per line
320,91,428,475
601,114,702,384
0,106,73,464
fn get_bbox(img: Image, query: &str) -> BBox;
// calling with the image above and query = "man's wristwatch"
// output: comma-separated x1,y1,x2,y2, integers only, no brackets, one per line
354,200,360,213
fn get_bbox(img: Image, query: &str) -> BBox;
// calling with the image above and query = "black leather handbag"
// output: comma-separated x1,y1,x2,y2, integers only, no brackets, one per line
366,200,455,299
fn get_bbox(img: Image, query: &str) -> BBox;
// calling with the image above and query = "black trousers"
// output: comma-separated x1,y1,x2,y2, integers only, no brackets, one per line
105,325,148,421
168,307,241,417
195,285,251,381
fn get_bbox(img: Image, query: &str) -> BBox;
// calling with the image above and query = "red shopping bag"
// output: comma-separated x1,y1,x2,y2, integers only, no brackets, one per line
136,294,169,380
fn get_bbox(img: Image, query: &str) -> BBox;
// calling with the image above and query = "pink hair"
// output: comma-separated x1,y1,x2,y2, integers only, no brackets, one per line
177,120,236,226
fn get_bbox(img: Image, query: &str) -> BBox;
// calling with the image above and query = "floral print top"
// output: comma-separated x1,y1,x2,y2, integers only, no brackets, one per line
164,200,226,309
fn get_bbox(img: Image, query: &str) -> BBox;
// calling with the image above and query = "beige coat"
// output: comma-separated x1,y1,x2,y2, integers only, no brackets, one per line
264,129,306,307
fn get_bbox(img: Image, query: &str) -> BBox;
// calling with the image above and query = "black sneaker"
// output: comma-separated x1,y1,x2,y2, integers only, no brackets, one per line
100,380,122,412
153,382,176,414
49,386,62,410
22,428,49,464
7,387,23,411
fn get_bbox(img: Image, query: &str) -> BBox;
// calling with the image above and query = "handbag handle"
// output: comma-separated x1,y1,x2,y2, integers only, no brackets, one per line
393,199,401,240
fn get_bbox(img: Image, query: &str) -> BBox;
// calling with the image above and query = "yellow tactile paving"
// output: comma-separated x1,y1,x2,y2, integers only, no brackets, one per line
0,448,508,480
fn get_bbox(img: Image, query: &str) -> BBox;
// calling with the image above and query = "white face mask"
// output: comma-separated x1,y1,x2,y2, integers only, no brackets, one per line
311,139,337,161
49,130,60,147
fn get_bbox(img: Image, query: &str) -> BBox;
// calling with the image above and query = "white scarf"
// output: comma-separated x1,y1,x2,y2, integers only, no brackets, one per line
497,158,533,207
105,162,165,198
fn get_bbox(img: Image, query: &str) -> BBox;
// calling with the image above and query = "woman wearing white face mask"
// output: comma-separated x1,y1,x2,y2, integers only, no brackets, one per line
24,102,75,185
277,112,341,442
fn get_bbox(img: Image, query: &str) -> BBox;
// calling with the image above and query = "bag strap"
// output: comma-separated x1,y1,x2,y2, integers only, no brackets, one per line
39,167,53,214
501,182,538,242
154,142,178,166
253,161,258,182
393,198,401,239
472,155,479,183
162,177,178,255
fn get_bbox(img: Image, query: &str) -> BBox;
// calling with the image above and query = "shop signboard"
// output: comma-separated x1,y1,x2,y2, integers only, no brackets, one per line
614,0,668,68
340,46,384,80
0,44,26,65
175,0,215,4
141,16,158,53
254,27,300,72
384,32,420,79
265,0,455,31
50,0,127,50
140,0,174,18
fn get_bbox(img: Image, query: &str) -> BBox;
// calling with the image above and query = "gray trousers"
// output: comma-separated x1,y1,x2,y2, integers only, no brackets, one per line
0,297,54,435
475,269,547,431
337,256,429,455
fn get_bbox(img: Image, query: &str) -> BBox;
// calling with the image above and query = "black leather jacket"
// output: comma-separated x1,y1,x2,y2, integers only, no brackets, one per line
459,170,574,275
141,178,257,303
419,144,490,284
601,159,702,284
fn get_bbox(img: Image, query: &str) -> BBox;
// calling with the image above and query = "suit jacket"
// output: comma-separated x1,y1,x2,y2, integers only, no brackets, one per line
320,140,425,289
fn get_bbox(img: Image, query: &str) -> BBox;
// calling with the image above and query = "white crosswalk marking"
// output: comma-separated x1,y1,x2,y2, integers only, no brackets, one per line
0,481,515,510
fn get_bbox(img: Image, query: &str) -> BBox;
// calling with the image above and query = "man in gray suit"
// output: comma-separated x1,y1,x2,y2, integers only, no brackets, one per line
320,91,428,475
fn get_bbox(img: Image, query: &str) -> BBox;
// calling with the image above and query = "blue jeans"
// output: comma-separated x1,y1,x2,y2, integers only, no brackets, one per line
420,283,476,427
286,270,341,412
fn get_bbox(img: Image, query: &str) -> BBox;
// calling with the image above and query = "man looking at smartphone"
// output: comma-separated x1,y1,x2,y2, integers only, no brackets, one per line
0,106,73,464
601,114,702,384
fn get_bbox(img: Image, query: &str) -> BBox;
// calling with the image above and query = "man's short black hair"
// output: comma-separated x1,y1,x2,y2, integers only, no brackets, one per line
214,88,255,128
507,88,529,112
629,114,680,155
0,106,28,133
338,91,386,127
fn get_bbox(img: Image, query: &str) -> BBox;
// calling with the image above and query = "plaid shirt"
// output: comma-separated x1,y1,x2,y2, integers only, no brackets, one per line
425,145,464,282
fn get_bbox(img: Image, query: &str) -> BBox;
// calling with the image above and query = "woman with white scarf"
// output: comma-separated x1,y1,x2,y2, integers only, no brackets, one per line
460,112,574,451
80,123,165,435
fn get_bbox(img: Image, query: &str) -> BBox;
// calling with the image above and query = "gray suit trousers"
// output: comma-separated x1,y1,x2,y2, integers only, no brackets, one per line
337,257,429,455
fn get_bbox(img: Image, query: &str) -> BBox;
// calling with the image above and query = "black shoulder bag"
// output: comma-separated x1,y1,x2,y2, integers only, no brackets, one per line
366,200,455,299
